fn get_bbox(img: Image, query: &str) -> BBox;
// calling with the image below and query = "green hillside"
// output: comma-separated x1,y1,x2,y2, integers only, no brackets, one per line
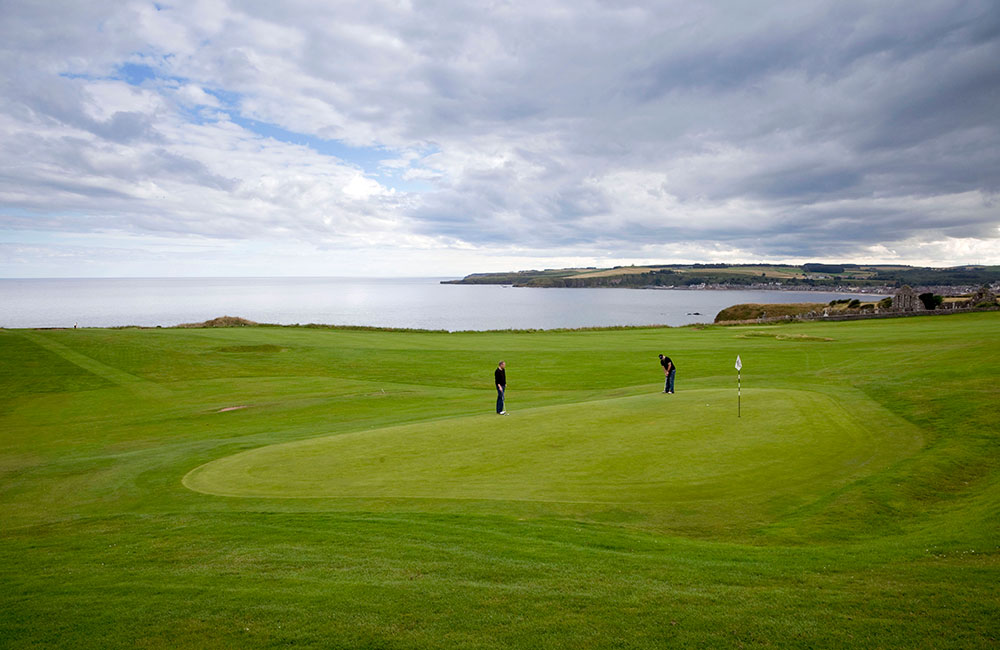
444,263,1000,289
2,314,998,648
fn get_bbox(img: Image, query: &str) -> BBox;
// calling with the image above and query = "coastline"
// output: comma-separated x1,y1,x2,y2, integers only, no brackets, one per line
0,278,876,331
443,263,1000,295
447,281,995,297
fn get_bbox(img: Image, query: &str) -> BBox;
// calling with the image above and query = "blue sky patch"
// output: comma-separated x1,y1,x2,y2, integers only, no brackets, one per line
226,114,438,192
229,115,388,172
66,63,435,191
117,63,159,86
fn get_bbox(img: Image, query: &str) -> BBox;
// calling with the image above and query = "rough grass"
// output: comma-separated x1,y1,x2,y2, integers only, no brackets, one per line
736,330,835,342
683,265,805,278
572,266,658,278
177,315,260,327
715,302,827,321
1,313,998,648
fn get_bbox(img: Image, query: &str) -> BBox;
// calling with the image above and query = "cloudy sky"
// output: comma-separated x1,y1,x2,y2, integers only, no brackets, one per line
1,0,998,277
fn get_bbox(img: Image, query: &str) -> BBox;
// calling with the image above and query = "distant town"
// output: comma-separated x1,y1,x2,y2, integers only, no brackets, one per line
444,263,1000,295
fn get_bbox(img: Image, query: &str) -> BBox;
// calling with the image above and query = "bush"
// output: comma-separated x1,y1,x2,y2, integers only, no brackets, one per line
919,293,943,310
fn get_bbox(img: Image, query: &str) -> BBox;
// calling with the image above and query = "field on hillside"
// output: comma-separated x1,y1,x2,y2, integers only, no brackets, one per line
679,265,805,279
2,314,998,648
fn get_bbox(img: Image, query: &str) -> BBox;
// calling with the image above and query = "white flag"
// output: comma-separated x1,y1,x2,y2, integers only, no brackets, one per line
735,355,742,371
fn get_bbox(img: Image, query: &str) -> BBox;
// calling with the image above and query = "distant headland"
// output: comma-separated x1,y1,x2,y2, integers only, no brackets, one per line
443,263,1000,294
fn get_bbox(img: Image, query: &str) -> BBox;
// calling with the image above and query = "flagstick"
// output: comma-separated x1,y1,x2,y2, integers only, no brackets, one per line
735,355,743,418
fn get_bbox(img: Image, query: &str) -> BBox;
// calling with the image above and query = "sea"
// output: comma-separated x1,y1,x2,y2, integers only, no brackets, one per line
0,277,883,330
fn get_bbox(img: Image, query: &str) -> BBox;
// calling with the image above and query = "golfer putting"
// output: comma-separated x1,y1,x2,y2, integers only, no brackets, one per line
659,354,676,393
495,360,508,415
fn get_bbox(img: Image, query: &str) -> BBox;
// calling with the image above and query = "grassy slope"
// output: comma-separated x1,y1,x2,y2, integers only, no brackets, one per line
455,264,1000,288
715,303,829,321
679,265,805,279
1,314,998,648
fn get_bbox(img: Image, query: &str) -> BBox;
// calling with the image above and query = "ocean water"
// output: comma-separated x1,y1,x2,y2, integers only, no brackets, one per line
0,277,880,330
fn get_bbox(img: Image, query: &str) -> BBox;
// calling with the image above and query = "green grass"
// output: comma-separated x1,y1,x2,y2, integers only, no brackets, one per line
1,313,999,648
184,387,922,538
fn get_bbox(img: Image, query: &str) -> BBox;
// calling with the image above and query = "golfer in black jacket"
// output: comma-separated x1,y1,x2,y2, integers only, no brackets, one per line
659,354,676,394
495,361,508,414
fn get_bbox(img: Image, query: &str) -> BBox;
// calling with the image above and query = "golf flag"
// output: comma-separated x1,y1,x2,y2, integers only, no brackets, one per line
736,355,742,418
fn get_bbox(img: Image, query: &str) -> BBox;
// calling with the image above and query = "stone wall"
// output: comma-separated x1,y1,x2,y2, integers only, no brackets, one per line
892,285,924,312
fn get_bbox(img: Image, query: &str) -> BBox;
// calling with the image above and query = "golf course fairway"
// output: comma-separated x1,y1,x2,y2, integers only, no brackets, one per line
2,312,998,648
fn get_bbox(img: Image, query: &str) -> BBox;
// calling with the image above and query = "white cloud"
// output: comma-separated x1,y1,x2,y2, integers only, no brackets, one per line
1,0,998,277
173,84,220,108
341,174,388,200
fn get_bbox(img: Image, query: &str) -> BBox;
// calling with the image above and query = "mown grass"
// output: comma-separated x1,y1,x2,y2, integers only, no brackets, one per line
1,313,998,648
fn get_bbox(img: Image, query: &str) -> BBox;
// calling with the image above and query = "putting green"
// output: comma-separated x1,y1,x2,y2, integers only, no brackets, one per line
184,388,923,530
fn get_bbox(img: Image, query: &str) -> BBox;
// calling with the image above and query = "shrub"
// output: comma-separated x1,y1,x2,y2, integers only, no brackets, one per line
918,293,943,310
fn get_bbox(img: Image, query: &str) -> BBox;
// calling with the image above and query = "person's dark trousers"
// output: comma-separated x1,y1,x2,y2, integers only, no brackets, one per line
666,370,676,394
497,387,505,413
